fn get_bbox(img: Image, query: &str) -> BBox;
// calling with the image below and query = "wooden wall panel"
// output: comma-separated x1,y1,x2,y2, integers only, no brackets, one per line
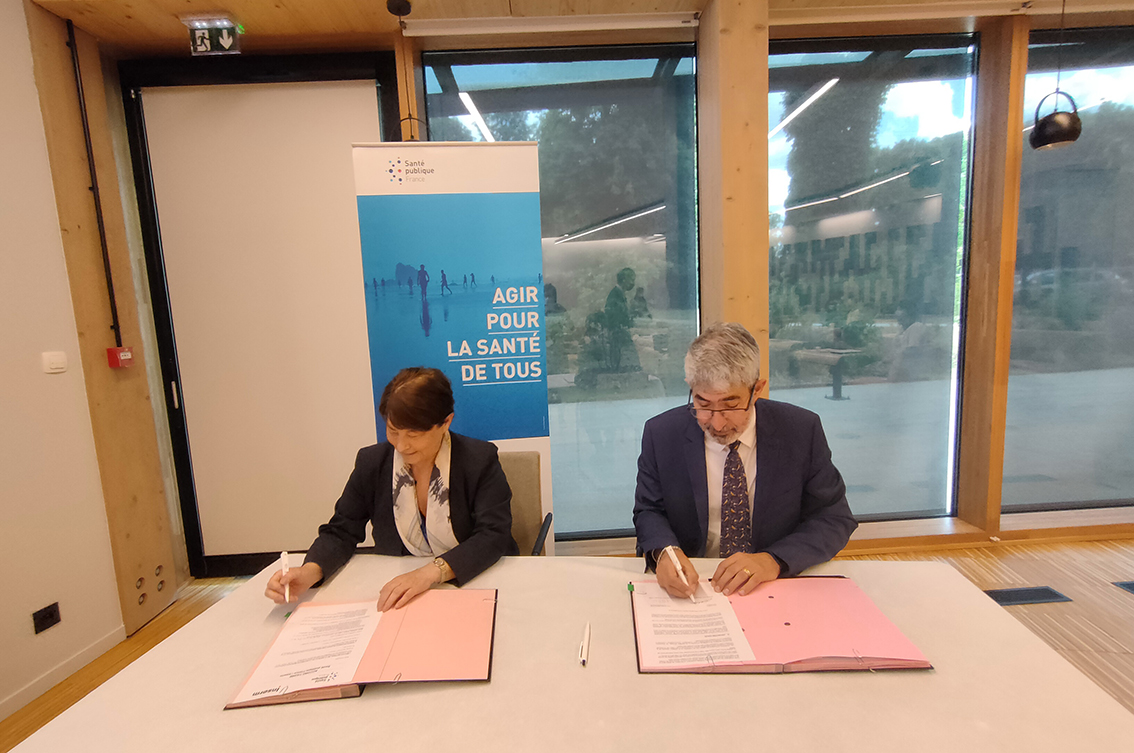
696,0,771,392
954,14,1029,534
395,32,426,141
24,1,177,634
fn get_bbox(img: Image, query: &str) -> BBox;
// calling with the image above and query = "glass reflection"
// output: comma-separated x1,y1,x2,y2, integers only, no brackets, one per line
767,36,976,520
424,46,699,535
1003,27,1134,512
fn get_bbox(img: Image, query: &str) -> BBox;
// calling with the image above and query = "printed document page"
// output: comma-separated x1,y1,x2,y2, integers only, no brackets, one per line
632,582,755,670
231,602,381,704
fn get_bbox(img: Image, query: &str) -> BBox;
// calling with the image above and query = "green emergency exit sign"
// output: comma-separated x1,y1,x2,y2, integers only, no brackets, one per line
189,25,241,56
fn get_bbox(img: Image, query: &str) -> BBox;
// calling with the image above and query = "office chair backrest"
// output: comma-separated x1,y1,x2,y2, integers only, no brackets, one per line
497,451,550,556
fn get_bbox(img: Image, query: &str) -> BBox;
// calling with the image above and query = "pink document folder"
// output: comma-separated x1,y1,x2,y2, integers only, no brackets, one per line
633,576,931,673
355,588,497,683
226,588,497,709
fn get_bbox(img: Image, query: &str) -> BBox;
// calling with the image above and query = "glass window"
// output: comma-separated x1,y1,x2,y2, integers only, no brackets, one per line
423,46,698,537
768,36,976,521
1003,27,1134,512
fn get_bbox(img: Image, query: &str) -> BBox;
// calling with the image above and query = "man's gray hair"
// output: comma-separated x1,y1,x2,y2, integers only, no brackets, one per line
684,322,761,391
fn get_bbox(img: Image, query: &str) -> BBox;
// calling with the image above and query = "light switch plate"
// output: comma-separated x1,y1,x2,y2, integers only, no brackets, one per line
42,351,67,374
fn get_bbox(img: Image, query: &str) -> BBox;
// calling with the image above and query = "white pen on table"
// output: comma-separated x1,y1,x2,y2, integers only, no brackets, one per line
281,551,290,603
579,622,591,667
664,545,696,603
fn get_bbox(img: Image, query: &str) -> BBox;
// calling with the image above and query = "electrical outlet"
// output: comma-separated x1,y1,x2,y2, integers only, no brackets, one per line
33,602,61,634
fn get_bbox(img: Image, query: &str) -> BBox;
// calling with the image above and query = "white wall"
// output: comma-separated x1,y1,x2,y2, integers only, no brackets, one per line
0,0,125,720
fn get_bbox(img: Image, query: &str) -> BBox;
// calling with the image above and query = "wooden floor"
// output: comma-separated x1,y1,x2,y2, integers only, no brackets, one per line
841,540,1134,714
3,540,1134,750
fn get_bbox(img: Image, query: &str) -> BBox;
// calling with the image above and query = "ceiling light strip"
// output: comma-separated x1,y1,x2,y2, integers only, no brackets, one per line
554,205,666,244
459,92,495,142
769,78,839,139
838,171,910,199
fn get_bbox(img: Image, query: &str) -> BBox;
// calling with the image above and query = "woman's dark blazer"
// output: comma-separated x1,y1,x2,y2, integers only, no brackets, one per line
304,432,518,585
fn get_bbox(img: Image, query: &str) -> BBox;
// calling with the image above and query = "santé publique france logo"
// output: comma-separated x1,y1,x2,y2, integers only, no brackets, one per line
387,156,436,185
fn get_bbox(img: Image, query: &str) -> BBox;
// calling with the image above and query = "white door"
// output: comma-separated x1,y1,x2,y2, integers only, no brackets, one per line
142,80,381,556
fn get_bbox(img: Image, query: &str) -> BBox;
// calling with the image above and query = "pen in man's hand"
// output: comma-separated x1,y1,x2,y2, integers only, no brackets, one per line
664,546,696,603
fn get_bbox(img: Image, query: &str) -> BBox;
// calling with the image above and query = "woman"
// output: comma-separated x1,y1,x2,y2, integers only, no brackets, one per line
265,367,518,610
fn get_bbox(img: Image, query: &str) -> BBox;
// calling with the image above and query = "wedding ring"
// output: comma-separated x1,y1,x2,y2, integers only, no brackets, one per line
742,568,752,577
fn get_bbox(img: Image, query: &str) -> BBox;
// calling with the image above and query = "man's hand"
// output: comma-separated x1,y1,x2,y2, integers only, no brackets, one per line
265,562,323,604
655,546,700,599
377,564,442,612
712,552,780,596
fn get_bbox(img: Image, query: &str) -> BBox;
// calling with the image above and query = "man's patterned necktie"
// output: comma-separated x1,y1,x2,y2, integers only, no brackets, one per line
719,440,750,557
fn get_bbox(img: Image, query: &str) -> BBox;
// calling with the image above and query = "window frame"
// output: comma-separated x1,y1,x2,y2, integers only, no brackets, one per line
421,43,701,540
408,13,1134,553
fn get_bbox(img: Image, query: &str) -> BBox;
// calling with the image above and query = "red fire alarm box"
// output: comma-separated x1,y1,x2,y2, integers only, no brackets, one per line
107,346,134,368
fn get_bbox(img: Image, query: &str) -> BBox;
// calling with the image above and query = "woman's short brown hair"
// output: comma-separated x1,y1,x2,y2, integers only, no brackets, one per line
378,367,454,431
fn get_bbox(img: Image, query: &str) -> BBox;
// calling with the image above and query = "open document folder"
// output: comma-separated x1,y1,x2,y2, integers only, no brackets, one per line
226,589,497,709
630,577,931,673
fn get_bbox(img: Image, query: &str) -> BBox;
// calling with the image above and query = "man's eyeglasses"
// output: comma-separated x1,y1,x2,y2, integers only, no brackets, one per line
686,385,756,419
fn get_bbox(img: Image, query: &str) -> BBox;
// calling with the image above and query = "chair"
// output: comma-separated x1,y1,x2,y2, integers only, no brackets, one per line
497,451,552,556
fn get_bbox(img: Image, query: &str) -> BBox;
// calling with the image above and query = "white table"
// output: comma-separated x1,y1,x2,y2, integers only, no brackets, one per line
15,557,1134,752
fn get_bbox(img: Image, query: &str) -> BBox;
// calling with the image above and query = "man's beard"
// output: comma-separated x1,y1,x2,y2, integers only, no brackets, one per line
702,426,742,446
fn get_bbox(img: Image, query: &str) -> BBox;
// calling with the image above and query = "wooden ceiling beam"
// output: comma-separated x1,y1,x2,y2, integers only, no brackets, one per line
31,1,706,57
31,1,1134,58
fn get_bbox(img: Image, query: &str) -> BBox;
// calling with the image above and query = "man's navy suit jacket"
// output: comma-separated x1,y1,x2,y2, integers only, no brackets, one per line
633,399,857,576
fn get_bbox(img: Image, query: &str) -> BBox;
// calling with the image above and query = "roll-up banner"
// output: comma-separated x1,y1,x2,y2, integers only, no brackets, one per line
352,142,549,442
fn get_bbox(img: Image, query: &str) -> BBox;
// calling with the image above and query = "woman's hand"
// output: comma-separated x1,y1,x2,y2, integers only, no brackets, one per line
265,562,323,604
377,563,443,612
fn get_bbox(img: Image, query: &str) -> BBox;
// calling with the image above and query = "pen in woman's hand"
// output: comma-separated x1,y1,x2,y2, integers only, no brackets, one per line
280,552,290,603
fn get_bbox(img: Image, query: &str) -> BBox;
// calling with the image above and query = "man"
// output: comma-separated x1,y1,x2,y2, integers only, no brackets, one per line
604,267,639,372
633,322,857,599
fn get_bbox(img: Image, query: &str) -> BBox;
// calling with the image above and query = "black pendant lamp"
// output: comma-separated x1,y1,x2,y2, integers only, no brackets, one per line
1030,91,1082,149
1030,0,1082,150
